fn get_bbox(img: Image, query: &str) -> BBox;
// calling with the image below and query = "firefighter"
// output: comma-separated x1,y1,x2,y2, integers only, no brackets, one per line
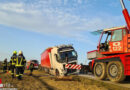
2,58,7,73
7,62,11,73
29,62,34,75
10,51,17,78
15,51,26,80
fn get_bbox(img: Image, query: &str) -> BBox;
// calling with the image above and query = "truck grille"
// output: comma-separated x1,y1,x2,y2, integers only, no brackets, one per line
66,62,77,74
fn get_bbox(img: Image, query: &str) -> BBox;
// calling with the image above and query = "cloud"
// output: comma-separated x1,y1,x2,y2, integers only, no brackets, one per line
0,1,125,44
77,0,82,4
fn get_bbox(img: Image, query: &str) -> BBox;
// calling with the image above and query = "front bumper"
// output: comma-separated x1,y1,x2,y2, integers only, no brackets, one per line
60,69,78,76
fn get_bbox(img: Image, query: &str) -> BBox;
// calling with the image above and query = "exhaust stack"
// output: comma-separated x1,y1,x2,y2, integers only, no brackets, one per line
120,0,130,31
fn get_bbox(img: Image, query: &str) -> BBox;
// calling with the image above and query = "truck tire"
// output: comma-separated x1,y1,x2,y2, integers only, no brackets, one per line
107,61,126,82
94,62,107,80
55,69,60,76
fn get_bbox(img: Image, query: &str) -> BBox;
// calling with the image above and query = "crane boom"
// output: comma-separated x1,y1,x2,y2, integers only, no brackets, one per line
120,0,130,31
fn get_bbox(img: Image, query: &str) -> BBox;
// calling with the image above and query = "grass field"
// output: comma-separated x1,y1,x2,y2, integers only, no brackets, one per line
0,70,128,90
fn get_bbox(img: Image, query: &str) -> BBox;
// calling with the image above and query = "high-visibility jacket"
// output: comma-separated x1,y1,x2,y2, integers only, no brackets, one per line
15,55,26,67
2,61,7,67
10,54,17,65
7,62,11,67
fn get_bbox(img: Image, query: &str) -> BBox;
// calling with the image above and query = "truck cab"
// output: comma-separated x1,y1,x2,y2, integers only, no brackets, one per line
98,26,128,55
41,45,78,76
87,26,129,60
51,45,78,76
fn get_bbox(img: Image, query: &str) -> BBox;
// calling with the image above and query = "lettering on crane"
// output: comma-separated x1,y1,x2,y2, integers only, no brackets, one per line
113,42,121,51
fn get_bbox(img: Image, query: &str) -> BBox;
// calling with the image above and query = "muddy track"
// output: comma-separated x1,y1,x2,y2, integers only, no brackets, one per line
79,74,130,90
0,71,57,90
0,70,113,90
0,73,50,90
31,75,57,90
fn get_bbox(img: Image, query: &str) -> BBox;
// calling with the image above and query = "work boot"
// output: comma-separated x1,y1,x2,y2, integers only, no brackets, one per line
12,75,14,78
18,75,22,80
17,75,20,80
18,76,20,80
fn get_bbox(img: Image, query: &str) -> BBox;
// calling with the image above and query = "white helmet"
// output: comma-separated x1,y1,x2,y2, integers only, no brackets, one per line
18,50,23,55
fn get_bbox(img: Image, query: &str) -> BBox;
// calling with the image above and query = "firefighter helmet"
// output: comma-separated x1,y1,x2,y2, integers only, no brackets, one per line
13,51,17,54
18,50,23,55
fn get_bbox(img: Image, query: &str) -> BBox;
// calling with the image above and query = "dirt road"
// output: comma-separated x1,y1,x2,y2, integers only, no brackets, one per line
79,73,130,89
0,70,127,90
0,71,48,90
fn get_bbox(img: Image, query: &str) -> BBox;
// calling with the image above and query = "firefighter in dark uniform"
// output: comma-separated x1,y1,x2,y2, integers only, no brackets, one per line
29,62,34,75
15,51,26,80
10,51,17,78
2,58,7,73
8,62,11,73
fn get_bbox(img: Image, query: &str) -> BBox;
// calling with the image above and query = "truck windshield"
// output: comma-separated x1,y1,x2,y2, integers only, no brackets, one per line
100,31,111,44
58,50,77,63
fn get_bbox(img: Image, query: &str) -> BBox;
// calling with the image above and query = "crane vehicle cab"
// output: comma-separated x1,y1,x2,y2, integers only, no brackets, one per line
98,26,128,54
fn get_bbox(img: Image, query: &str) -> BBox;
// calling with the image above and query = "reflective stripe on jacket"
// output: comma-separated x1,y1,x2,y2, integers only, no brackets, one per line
15,55,26,67
10,54,17,65
2,62,7,66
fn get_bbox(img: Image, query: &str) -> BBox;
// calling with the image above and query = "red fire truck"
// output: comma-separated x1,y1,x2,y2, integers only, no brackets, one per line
26,60,39,70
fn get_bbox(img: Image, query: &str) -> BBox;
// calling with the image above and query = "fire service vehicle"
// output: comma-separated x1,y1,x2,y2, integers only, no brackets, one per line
26,60,39,70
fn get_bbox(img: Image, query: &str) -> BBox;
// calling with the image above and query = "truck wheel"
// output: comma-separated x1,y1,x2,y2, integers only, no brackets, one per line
55,69,60,76
94,62,107,80
107,61,126,82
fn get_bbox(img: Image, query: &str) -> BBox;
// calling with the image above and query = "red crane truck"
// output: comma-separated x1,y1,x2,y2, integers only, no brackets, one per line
87,0,130,82
41,45,79,76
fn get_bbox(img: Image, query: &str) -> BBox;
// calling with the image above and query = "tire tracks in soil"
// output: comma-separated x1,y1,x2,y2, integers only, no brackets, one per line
28,74,58,90
0,72,56,90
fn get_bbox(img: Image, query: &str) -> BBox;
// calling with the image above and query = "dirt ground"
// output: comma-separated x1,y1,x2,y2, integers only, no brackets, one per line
0,70,111,90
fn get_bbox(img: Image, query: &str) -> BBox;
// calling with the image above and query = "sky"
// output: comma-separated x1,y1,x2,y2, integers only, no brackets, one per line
0,0,130,64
